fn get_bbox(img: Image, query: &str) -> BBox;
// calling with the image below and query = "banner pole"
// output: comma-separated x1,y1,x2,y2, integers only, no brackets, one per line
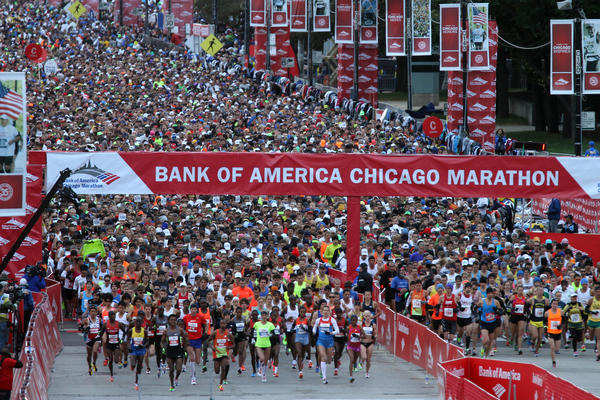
574,17,582,156
460,0,468,137
266,0,271,73
352,0,359,101
308,0,313,85
406,0,412,111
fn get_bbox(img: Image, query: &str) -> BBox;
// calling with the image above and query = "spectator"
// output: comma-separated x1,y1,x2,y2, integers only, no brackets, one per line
562,214,579,234
23,266,46,293
0,287,12,352
547,198,561,233
0,348,23,400
19,279,34,332
584,141,600,157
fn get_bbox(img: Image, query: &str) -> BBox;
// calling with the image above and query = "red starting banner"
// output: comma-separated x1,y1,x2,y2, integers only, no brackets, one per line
45,152,600,200
551,19,574,95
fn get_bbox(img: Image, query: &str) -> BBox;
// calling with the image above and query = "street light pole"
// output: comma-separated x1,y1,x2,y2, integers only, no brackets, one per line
461,0,469,137
352,0,359,101
308,0,313,85
266,0,271,72
574,17,583,156
406,2,412,111
244,0,250,69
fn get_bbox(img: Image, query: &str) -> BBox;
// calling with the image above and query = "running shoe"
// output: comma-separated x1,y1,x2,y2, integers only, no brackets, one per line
365,372,369,379
169,386,175,392
350,377,355,383
135,384,139,391
315,366,320,373
323,379,328,384
191,377,197,385
596,354,600,362
262,375,267,383
299,371,303,379
241,365,246,371
92,364,97,373
308,360,313,369
574,351,579,357
123,361,128,368
146,368,151,374
251,372,257,377
182,366,186,373
237,368,242,375
103,359,108,367
158,370,162,378
118,362,124,369
480,348,485,357
334,368,338,376
273,372,279,377
109,376,114,383
582,344,587,352
88,366,92,376
219,384,224,391
357,362,363,370
292,360,297,369
202,365,207,373
231,355,236,363
535,351,539,357
555,350,560,354
552,361,556,368
223,381,229,385
518,349,523,355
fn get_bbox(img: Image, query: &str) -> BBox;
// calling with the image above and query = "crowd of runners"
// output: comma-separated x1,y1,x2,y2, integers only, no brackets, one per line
2,0,600,395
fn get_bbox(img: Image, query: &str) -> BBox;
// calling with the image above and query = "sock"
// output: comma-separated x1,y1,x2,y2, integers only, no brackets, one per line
274,366,278,374
321,361,327,380
466,336,471,348
191,362,196,377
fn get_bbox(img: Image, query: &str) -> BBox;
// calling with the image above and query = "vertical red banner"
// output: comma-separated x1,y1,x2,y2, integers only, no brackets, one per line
271,0,288,27
412,0,431,55
290,0,307,31
169,0,194,37
254,27,268,70
358,44,378,105
250,0,267,26
335,0,354,44
467,3,489,71
313,0,331,32
386,0,405,56
337,44,354,100
359,0,377,44
0,165,44,278
582,20,600,94
440,4,461,71
550,19,574,95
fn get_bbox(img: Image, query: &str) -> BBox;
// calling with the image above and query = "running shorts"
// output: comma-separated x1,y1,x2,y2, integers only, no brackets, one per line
295,333,309,346
548,333,562,341
457,317,472,328
529,320,544,329
479,320,497,332
588,320,600,329
442,320,457,335
189,339,203,349
316,336,334,349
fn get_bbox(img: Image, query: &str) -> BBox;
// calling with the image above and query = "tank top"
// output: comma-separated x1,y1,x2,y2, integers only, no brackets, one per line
589,297,600,322
530,298,546,322
166,326,182,349
144,317,155,338
362,300,376,315
131,327,145,349
348,324,361,345
101,306,112,323
316,274,329,288
87,316,101,340
213,330,229,358
294,317,310,336
366,263,378,277
334,317,346,337
116,312,129,339
155,315,168,336
481,299,496,323
105,320,120,344
284,305,299,331
442,294,457,321
362,320,374,338
81,292,94,314
511,296,526,315
177,292,189,309
547,309,562,334
457,293,472,319
316,317,334,338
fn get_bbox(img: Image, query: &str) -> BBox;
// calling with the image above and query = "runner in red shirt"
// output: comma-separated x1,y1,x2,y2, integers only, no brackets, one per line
183,303,206,385
0,349,23,399
440,284,458,343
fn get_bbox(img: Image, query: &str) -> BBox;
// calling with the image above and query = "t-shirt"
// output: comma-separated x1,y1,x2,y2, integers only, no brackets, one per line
390,276,409,302
183,314,206,341
253,321,275,348
232,286,254,301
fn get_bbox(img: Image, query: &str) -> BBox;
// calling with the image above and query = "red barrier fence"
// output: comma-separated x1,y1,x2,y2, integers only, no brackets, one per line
525,231,600,265
11,291,63,400
438,357,599,400
45,278,63,325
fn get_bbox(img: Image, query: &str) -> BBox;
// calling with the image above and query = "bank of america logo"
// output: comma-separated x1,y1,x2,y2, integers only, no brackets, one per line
74,161,120,184
2,219,25,229
0,236,10,246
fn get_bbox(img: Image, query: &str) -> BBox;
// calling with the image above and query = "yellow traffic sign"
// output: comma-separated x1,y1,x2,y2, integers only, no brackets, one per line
201,34,223,56
68,1,87,19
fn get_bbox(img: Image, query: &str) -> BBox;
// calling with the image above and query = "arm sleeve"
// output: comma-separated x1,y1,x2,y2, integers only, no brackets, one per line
312,318,319,335
331,318,340,335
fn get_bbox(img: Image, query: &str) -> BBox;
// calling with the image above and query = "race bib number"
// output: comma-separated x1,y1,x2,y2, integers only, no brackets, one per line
350,334,360,343
319,323,330,333
236,322,245,332
108,334,118,344
485,313,495,322
550,320,560,330
363,326,373,335
168,335,179,346
444,308,454,318
570,313,581,323
273,327,280,335
535,308,544,318
89,327,99,335
514,304,524,314
133,336,143,346
157,325,166,335
188,322,198,332
259,329,269,338
412,299,421,309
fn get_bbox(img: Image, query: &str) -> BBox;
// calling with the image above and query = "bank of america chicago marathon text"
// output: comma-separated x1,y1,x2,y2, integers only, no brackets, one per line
155,166,560,187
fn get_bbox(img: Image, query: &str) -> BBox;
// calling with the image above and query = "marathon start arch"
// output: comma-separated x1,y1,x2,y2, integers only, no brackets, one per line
43,151,600,280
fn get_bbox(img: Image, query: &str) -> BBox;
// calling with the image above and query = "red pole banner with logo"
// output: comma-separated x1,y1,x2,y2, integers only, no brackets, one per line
357,44,379,105
583,20,600,94
359,0,377,44
254,27,268,70
0,72,27,217
386,0,405,56
250,0,267,26
377,305,395,354
467,3,489,71
335,0,354,44
412,0,431,55
44,149,600,199
313,0,331,32
271,0,288,27
551,19,575,95
290,0,307,31
447,21,497,152
337,44,354,100
0,164,43,278
115,0,142,26
440,4,461,71
170,0,194,37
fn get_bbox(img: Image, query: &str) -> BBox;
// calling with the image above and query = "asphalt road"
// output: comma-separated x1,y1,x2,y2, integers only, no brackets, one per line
49,325,438,400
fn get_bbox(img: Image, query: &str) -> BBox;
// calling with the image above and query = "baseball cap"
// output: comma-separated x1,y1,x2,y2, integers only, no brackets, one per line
0,114,9,120
582,278,589,284
234,272,242,278
436,284,444,291
361,249,368,256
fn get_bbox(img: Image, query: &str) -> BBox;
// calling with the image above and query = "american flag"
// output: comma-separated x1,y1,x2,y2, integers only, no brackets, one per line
472,7,487,26
0,82,23,120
